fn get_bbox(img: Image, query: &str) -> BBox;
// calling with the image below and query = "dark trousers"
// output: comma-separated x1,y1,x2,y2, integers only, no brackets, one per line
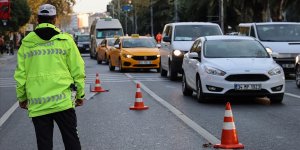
32,108,81,150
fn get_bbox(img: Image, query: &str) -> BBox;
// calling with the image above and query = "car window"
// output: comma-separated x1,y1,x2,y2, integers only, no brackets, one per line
204,40,270,58
107,39,116,46
122,38,156,48
190,40,200,53
256,24,300,41
174,25,222,41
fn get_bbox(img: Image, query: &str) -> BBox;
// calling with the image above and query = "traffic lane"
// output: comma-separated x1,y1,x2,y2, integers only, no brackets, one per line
77,81,208,150
141,79,300,150
0,87,16,118
285,80,300,95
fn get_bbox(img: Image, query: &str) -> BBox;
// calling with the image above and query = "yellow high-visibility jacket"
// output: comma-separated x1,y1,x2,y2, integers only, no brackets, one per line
14,23,85,117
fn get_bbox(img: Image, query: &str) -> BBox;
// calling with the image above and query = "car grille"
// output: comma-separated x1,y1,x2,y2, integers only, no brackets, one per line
225,89,270,96
225,74,269,82
83,44,90,48
133,64,157,67
132,56,157,60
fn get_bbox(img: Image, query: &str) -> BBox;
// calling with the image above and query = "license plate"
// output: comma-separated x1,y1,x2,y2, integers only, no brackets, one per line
139,61,152,64
281,64,294,68
234,84,261,90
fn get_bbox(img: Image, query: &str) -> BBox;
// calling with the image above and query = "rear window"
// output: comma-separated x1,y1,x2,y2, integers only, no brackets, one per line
204,40,270,58
174,25,222,41
77,35,90,42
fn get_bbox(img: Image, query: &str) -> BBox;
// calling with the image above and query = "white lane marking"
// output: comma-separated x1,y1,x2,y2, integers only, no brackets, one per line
285,92,300,99
125,73,220,144
0,86,97,128
0,102,18,128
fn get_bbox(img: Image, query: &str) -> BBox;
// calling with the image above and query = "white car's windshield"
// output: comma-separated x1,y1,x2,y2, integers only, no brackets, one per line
257,24,300,42
174,25,222,41
96,29,123,39
122,38,156,48
204,40,270,58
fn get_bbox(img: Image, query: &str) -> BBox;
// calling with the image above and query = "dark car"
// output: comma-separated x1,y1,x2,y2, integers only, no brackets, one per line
75,34,91,53
296,55,300,88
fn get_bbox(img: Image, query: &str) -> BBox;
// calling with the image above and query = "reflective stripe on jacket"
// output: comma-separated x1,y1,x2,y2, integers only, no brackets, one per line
14,23,85,117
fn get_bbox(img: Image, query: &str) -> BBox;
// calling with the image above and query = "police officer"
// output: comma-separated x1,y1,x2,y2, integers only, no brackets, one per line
14,4,85,150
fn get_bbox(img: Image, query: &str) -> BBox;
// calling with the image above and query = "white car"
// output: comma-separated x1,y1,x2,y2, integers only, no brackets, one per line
182,35,285,103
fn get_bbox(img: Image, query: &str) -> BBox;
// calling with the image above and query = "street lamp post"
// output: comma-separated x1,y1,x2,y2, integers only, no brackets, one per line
150,0,154,36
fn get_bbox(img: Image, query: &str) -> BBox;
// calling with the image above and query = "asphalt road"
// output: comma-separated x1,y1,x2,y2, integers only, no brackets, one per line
0,54,300,150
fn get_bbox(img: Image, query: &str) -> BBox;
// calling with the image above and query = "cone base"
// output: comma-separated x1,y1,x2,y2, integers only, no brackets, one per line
129,106,149,110
214,143,244,149
91,87,107,92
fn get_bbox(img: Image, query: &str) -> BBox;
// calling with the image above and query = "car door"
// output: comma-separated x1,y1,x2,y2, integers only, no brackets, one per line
186,39,201,89
110,38,121,66
189,39,202,90
160,25,173,71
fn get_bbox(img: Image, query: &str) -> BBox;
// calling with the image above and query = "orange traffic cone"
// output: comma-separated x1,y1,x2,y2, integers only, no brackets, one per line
91,73,107,92
214,102,244,149
129,83,149,110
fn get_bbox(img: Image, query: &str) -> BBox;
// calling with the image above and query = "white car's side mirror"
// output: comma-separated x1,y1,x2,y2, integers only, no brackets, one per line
114,44,120,49
188,52,199,59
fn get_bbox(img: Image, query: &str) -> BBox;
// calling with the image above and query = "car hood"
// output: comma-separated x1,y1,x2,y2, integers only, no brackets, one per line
261,41,300,55
122,48,159,55
204,58,279,73
172,41,194,52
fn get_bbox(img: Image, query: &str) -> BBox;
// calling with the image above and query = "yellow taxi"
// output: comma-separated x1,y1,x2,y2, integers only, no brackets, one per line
108,34,160,72
96,38,116,64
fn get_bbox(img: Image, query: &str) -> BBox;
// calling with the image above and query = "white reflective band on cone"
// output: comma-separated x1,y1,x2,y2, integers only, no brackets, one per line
224,110,233,117
223,122,236,130
137,88,141,92
135,98,143,102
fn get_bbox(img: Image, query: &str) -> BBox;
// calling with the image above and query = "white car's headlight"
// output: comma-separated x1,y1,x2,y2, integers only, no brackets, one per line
173,50,182,56
204,66,226,76
157,54,160,57
268,66,282,76
122,54,132,58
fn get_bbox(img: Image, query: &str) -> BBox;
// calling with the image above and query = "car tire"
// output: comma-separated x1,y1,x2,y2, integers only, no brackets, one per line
196,77,207,103
156,68,160,73
296,65,300,88
119,59,124,72
160,62,167,76
108,58,115,71
168,61,177,81
96,53,102,64
269,93,284,104
182,73,193,96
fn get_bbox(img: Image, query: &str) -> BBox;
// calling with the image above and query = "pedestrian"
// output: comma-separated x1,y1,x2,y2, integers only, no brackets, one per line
156,32,162,43
8,31,14,55
14,4,85,150
0,35,4,54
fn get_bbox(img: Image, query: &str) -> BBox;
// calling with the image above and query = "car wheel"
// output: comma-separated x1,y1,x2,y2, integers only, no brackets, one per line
119,59,124,72
269,93,284,104
182,73,193,96
156,68,160,73
108,58,115,71
160,65,167,76
196,77,207,103
96,53,102,64
105,54,109,64
296,65,300,88
168,61,177,81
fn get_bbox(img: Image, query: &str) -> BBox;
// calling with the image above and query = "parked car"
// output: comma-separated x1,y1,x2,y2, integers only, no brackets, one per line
75,34,90,53
296,55,300,88
108,34,160,72
96,38,116,64
182,35,285,103
159,22,223,81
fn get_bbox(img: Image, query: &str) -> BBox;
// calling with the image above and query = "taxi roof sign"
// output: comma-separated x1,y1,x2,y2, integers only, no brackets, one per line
131,34,139,38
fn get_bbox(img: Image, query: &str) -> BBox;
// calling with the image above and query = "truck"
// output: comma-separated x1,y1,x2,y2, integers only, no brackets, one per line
90,18,124,59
